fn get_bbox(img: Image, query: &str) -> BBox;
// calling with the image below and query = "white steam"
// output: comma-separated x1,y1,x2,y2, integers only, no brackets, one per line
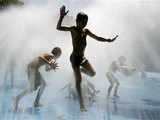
0,0,159,89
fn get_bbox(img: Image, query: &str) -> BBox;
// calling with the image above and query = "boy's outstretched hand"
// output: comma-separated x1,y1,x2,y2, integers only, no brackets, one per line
110,35,118,42
50,62,59,71
60,5,69,17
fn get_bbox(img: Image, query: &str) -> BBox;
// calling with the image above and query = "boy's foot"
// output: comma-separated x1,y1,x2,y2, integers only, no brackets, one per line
113,95,120,98
34,102,43,108
106,95,116,100
80,106,87,112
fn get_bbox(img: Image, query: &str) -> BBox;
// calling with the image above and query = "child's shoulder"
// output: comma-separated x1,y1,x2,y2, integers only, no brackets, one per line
41,53,53,57
83,28,90,33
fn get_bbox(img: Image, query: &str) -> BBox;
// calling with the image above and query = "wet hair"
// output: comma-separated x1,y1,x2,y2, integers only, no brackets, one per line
51,47,62,57
76,12,88,24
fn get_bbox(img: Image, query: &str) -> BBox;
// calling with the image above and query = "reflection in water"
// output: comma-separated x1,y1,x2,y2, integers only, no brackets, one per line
105,99,160,120
1,74,160,120
0,87,160,120
142,99,160,106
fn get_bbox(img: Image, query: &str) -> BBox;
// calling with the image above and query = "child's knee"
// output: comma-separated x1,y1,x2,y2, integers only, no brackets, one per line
90,71,96,77
110,84,114,88
41,80,46,88
116,82,120,86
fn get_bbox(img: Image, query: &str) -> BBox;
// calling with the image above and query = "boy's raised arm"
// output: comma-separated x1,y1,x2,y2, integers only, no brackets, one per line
40,54,59,70
85,29,118,42
56,5,73,31
39,55,51,65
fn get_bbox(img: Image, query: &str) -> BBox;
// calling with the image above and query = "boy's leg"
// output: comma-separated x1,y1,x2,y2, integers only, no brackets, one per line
14,88,32,110
113,80,120,97
87,86,95,99
10,67,14,88
34,73,46,107
69,88,76,99
14,67,36,110
72,65,87,111
107,83,114,98
3,68,8,89
68,86,72,98
87,81,98,93
106,72,114,97
81,60,96,77
68,83,75,99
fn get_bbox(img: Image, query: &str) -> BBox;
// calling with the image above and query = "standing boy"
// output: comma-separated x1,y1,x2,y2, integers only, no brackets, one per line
57,5,118,111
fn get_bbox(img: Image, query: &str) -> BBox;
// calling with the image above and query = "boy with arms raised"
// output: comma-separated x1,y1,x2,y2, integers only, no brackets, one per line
57,5,118,111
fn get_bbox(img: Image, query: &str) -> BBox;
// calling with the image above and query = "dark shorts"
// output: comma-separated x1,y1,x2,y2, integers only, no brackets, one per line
70,54,87,67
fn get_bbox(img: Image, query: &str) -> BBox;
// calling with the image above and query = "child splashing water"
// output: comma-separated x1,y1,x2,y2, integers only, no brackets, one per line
57,5,118,111
106,56,137,99
14,47,61,111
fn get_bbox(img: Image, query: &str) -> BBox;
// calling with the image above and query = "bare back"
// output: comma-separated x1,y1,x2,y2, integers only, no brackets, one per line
108,61,119,73
28,57,46,70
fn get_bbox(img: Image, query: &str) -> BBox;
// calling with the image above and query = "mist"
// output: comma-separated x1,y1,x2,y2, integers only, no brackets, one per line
83,0,160,72
0,0,159,89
